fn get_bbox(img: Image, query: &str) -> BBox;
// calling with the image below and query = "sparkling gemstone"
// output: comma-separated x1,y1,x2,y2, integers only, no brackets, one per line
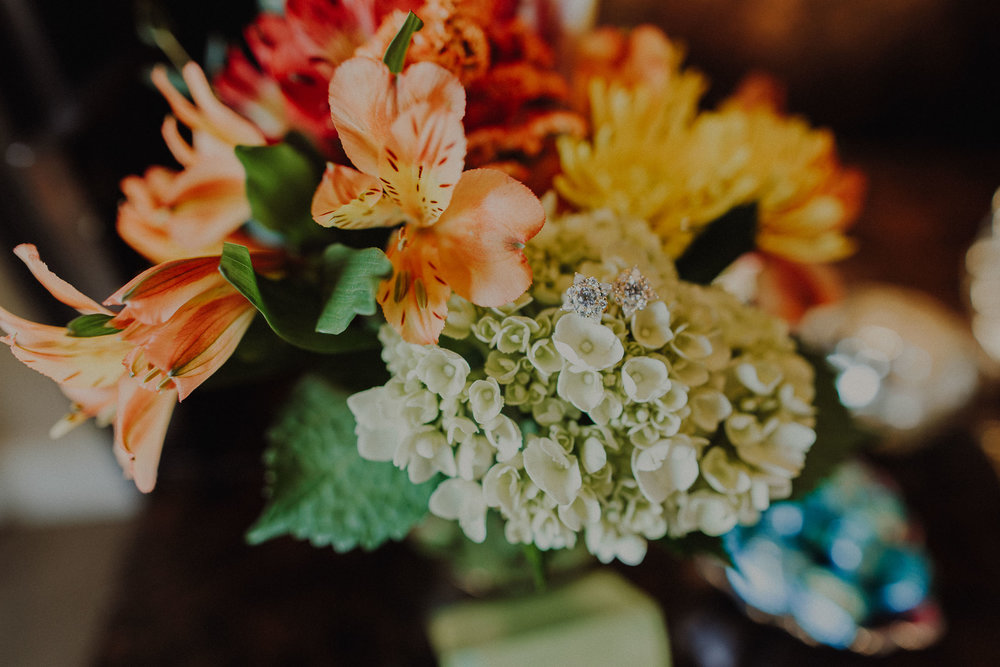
612,267,657,317
562,274,611,320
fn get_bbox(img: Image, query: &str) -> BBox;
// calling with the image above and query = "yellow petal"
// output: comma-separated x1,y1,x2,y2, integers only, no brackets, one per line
311,163,400,229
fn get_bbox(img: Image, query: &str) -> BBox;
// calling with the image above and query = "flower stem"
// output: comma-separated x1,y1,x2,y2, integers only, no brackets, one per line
523,544,547,592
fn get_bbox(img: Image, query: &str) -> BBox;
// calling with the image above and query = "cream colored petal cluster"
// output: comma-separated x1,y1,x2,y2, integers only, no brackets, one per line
348,209,817,563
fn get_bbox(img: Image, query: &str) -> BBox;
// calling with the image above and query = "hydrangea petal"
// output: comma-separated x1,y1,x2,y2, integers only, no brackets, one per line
429,478,487,543
552,313,624,371
523,435,582,506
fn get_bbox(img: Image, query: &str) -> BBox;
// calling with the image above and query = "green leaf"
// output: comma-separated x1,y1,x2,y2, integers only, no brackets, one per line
317,244,392,335
247,375,436,551
789,345,875,500
235,135,326,245
675,204,758,285
66,313,121,338
382,11,424,74
218,243,374,354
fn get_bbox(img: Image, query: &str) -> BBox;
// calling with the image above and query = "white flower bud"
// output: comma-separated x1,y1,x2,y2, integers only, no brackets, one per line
429,479,487,543
483,414,523,461
677,490,739,536
402,389,438,426
557,487,601,531
484,351,520,383
483,462,524,514
670,358,710,387
725,413,765,448
589,392,624,425
735,360,783,396
737,421,816,477
621,356,671,402
523,435,583,506
671,331,714,360
416,347,470,397
496,316,537,354
528,337,564,377
397,427,456,483
556,366,605,412
630,300,673,349
689,389,732,432
468,378,503,424
585,522,647,565
347,386,404,462
632,437,700,504
580,435,608,474
456,434,494,480
442,295,478,340
701,446,751,494
532,398,570,426
552,314,624,371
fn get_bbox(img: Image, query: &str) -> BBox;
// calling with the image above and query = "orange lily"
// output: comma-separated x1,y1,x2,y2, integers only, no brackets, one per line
0,244,265,492
117,62,269,264
311,56,545,344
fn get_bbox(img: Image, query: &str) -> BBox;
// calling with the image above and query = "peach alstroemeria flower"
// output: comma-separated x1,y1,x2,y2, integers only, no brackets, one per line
118,62,268,264
0,244,264,492
311,56,545,344
361,0,586,170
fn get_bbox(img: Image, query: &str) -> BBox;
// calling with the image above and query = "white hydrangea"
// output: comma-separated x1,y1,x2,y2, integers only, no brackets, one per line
347,209,817,565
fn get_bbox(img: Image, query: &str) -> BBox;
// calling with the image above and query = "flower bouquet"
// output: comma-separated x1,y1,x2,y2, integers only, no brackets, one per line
0,0,868,591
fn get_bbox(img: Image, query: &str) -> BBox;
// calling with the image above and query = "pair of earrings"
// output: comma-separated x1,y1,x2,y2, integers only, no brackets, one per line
562,267,656,320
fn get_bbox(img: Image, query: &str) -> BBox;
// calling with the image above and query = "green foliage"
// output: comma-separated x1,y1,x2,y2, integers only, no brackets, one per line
235,135,327,246
789,346,875,500
65,313,121,338
247,375,437,551
382,11,424,74
218,243,374,354
317,244,392,335
675,204,758,285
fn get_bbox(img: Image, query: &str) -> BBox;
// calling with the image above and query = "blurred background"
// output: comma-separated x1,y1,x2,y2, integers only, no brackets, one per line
2,0,1000,664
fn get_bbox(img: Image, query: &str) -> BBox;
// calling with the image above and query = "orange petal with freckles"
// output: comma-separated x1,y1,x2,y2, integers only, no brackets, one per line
12,244,112,315
311,163,400,229
114,377,177,493
377,228,452,345
394,61,465,118
433,169,545,306
328,57,396,175
134,289,257,400
0,308,130,390
106,257,223,324
383,99,466,225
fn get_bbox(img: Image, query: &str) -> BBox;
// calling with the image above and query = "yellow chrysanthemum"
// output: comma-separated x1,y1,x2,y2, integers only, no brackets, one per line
556,26,862,264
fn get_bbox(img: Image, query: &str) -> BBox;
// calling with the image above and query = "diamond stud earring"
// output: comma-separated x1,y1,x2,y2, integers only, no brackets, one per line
611,267,657,318
562,273,612,320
